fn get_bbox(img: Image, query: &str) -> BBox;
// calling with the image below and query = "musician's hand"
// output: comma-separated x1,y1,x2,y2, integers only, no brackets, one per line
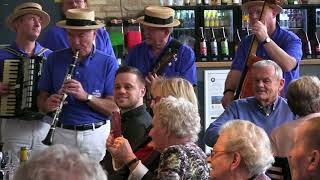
251,21,269,43
63,79,87,101
0,83,9,96
46,94,63,112
221,92,234,109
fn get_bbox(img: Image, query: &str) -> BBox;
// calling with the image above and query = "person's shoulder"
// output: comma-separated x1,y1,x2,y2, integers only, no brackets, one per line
277,27,301,40
164,143,203,155
234,96,255,105
94,49,117,63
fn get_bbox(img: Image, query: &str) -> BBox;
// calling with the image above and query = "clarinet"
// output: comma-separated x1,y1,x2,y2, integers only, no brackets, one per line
42,50,80,146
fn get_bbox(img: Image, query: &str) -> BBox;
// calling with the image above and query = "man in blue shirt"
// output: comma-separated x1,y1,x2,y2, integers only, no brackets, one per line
204,60,297,147
124,6,197,86
40,0,115,58
0,2,52,156
221,0,302,108
37,9,119,162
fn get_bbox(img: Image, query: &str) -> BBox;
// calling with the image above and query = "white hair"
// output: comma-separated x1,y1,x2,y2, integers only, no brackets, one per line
154,96,200,142
220,120,274,177
13,144,108,180
252,60,283,79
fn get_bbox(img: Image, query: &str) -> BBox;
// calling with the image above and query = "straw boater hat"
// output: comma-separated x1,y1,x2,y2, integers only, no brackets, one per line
242,0,283,15
6,2,50,31
136,6,180,28
57,9,104,30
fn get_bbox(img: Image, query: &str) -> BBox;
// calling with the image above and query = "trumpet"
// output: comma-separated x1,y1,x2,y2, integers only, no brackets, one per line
42,50,80,146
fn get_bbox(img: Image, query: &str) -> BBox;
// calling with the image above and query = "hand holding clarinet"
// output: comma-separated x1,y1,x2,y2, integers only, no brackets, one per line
42,50,80,145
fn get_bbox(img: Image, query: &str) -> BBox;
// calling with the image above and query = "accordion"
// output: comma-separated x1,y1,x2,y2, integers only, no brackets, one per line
0,56,44,120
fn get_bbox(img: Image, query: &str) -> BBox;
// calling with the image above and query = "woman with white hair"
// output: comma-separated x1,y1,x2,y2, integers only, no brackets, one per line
107,96,209,179
13,144,107,180
210,120,274,180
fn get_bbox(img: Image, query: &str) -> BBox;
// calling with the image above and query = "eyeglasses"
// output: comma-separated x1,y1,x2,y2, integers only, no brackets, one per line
210,149,231,158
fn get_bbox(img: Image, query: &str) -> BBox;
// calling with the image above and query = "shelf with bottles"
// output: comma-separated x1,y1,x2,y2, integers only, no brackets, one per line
196,59,320,68
279,8,307,33
198,26,236,62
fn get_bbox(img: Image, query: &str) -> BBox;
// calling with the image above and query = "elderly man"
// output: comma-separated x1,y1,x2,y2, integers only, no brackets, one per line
37,9,118,161
289,117,320,180
40,0,115,57
271,76,320,157
0,2,52,156
101,66,152,178
204,60,296,147
124,6,196,86
210,120,274,180
221,0,302,108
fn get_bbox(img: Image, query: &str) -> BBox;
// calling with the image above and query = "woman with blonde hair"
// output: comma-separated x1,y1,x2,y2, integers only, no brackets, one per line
150,77,198,108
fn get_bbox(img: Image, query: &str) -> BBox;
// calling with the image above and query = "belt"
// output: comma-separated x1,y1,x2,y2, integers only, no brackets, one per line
56,120,106,131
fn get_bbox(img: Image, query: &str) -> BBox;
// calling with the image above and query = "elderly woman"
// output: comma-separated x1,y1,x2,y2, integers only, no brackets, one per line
13,144,107,180
107,96,209,179
210,120,274,180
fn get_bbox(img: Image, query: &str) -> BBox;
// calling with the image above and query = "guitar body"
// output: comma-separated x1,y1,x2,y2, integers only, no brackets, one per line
240,55,263,98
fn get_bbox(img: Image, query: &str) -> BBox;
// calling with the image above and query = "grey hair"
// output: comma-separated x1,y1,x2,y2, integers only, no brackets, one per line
287,76,320,116
154,96,200,142
252,60,283,79
219,120,274,177
13,144,108,180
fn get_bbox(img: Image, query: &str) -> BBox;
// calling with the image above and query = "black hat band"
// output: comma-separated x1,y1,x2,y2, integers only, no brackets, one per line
20,7,41,11
144,15,173,25
66,18,97,26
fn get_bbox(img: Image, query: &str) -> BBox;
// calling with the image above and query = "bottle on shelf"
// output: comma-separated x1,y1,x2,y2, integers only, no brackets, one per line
199,27,208,60
233,0,239,5
203,0,209,5
184,0,191,5
210,27,218,61
220,27,229,60
242,14,249,30
304,31,312,59
196,0,202,5
204,11,210,27
20,146,28,165
234,29,241,54
315,32,320,58
221,0,229,6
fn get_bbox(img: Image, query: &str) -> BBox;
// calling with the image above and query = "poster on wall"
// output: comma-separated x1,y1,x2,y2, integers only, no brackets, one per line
204,69,229,152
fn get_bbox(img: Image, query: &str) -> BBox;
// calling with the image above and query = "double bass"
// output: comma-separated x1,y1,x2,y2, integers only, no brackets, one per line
234,0,285,99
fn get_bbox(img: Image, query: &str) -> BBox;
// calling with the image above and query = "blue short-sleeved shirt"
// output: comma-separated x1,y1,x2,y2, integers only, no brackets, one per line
124,37,197,86
204,96,297,147
40,25,116,58
38,48,118,125
231,24,302,93
0,42,52,74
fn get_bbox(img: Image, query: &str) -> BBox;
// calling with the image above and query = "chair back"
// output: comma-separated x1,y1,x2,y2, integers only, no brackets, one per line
266,156,291,180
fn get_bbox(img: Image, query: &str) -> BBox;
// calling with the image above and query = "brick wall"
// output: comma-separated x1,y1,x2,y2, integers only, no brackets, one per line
88,0,160,19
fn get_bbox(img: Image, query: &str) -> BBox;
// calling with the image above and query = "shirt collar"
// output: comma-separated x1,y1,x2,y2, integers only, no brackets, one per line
255,97,279,117
11,41,42,58
76,44,96,67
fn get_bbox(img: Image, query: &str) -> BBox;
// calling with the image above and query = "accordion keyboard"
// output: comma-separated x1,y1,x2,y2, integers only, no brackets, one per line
0,60,20,116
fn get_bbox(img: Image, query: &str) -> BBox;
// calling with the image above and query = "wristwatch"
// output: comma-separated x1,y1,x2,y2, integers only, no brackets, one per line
263,37,271,45
85,94,93,103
